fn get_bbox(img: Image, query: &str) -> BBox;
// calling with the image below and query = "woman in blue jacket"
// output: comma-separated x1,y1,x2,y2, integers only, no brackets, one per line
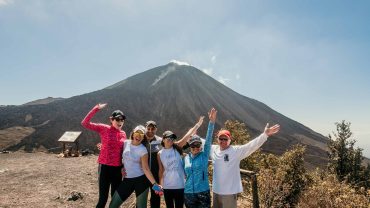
183,108,217,208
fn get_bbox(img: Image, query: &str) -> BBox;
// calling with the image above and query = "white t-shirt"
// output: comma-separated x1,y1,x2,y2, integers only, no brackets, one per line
159,147,185,189
211,133,268,195
122,140,148,178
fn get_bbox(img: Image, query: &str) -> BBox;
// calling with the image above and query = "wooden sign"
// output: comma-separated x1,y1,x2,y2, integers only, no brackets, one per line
58,131,82,143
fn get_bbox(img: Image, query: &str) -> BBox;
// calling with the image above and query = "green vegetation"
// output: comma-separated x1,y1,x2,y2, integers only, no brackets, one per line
328,120,370,189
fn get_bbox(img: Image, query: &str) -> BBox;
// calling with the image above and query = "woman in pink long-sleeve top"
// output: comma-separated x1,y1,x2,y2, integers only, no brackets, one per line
81,103,126,208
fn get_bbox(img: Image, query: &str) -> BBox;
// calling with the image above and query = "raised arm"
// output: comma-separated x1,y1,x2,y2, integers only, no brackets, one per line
81,103,107,132
203,108,217,159
236,123,280,160
175,116,204,148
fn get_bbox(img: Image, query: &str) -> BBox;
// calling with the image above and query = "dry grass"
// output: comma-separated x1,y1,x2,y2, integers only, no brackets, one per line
297,174,369,208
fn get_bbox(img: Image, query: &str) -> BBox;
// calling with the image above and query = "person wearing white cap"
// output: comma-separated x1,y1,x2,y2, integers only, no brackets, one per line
136,120,163,208
109,125,163,208
211,123,280,208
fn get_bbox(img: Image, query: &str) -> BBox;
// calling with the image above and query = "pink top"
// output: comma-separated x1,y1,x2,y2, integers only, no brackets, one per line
81,105,126,167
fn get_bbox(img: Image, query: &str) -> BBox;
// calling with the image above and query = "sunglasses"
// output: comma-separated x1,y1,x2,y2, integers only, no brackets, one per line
164,135,177,141
113,118,125,122
190,143,201,148
218,137,229,142
133,132,145,138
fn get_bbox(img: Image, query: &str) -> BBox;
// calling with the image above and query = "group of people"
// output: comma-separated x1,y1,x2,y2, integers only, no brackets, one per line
81,103,280,208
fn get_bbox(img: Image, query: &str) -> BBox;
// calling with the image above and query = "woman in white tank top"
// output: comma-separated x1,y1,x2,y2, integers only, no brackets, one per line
157,117,204,208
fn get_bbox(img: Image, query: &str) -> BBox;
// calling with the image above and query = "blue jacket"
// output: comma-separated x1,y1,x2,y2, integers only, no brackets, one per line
184,122,214,193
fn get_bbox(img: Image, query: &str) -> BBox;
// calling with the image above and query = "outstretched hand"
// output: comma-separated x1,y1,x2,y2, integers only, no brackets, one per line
208,108,217,123
196,116,205,127
264,123,280,136
97,103,107,109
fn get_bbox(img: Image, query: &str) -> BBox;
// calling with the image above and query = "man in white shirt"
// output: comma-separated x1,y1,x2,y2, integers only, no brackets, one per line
211,123,280,208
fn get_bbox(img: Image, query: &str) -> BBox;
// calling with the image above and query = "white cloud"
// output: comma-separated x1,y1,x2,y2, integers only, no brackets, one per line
236,73,240,80
0,0,13,6
202,68,213,75
170,60,191,66
218,76,230,85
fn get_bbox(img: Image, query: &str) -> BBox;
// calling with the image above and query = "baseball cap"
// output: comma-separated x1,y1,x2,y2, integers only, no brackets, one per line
133,125,146,133
111,110,126,120
145,120,157,128
217,130,231,139
189,135,202,144
163,130,177,140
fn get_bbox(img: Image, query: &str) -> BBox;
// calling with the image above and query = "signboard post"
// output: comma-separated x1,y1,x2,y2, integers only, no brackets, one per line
58,131,82,157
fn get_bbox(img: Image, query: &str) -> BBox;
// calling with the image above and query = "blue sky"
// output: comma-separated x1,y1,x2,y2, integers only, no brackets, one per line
0,0,369,157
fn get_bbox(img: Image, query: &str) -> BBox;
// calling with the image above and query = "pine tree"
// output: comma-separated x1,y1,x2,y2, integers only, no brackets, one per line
359,163,370,189
327,120,365,188
349,147,363,185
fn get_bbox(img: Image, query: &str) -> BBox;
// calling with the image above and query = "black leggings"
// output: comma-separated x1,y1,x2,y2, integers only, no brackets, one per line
96,164,122,208
163,188,184,208
149,186,161,208
109,174,151,208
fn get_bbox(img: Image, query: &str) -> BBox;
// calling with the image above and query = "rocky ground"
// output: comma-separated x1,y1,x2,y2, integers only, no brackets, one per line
0,152,253,208
0,152,136,208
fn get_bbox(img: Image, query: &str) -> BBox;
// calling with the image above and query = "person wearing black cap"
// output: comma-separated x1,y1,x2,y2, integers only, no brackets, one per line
81,103,127,208
157,116,205,208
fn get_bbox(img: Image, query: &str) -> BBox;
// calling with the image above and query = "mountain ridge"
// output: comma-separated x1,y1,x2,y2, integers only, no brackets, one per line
0,62,329,168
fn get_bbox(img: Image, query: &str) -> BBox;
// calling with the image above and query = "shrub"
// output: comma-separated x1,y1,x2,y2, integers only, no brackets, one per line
297,173,369,208
258,145,311,207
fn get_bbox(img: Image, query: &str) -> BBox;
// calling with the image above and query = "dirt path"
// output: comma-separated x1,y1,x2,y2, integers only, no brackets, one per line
0,152,136,208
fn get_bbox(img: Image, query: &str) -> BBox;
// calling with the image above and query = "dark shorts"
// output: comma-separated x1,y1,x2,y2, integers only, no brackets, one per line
184,190,210,208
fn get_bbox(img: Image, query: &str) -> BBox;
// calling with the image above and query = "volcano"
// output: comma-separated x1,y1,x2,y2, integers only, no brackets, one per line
0,62,328,168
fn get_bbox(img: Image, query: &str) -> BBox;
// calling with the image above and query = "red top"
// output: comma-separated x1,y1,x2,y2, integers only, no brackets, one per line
81,105,126,167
